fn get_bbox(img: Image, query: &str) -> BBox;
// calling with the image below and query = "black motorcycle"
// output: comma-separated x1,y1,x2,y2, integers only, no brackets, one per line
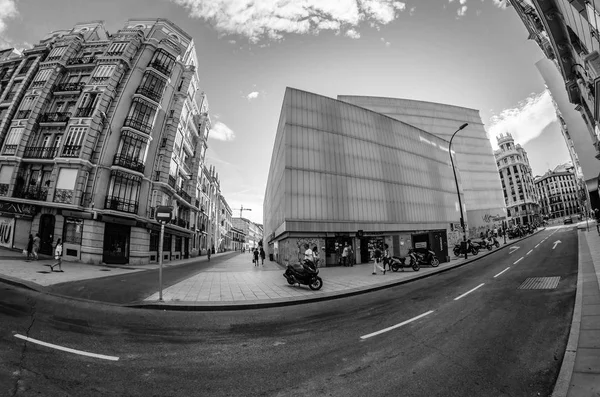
389,255,420,272
283,260,323,290
453,240,479,257
473,237,500,251
408,248,440,267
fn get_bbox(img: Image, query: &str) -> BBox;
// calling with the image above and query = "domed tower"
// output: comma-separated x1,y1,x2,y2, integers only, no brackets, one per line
494,133,540,225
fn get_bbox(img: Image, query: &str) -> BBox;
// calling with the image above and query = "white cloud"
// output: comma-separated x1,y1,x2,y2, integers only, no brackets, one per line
476,9,482,16
168,0,409,43
209,121,236,141
228,39,236,44
459,0,467,4
409,6,416,16
491,0,508,8
0,0,19,47
486,90,557,150
385,41,391,47
345,28,360,39
457,5,467,16
246,91,259,100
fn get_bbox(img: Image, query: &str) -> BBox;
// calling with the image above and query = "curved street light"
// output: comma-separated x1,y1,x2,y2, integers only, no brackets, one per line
449,123,469,259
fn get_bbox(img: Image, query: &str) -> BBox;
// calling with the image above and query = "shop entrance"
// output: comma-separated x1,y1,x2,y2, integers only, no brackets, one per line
360,237,384,263
102,223,130,264
325,236,353,266
39,214,55,255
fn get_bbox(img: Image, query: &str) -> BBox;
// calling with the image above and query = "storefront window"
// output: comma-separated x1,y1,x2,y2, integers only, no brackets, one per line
175,236,182,251
63,218,83,244
150,231,159,251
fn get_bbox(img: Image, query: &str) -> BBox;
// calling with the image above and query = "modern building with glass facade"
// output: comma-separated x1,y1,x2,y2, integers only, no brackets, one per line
494,133,541,225
0,19,218,265
264,87,505,266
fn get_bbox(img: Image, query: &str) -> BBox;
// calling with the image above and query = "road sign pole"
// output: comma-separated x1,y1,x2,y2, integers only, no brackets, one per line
159,222,164,302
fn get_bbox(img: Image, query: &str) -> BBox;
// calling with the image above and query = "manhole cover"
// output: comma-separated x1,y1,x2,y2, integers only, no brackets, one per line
518,277,560,290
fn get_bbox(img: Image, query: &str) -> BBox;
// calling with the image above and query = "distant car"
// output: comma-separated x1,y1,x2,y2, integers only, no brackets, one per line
563,218,573,225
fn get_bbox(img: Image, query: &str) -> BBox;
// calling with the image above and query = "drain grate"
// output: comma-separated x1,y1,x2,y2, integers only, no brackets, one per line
518,277,560,290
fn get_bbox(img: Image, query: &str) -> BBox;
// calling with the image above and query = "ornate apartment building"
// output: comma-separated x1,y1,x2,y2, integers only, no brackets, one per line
494,133,540,225
0,19,218,265
534,163,581,219
232,217,263,250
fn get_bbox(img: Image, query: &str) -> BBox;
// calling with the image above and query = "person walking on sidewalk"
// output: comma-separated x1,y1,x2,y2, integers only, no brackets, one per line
341,243,349,267
382,244,391,271
372,246,386,275
50,239,63,272
26,234,33,261
207,246,211,261
253,248,259,266
259,247,266,265
32,233,40,260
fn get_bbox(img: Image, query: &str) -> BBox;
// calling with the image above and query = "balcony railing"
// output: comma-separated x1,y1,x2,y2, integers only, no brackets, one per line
13,186,48,201
90,76,109,84
61,145,81,158
15,110,31,119
67,56,97,66
105,196,139,214
75,107,95,118
53,188,73,204
23,146,58,159
149,61,172,76
2,145,17,155
113,154,145,173
177,188,191,204
39,112,71,123
54,82,84,92
123,117,153,134
0,183,8,196
168,175,176,189
135,86,162,102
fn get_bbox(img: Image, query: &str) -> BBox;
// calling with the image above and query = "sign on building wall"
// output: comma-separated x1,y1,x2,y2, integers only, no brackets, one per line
0,217,15,248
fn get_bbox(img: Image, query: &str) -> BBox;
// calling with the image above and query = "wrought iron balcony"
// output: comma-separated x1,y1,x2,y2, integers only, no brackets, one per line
23,146,58,159
2,144,17,155
54,82,84,93
113,154,145,173
135,86,162,102
13,186,48,201
67,56,96,66
75,107,94,118
39,112,71,123
168,174,176,189
61,145,81,158
149,61,172,76
15,110,31,119
105,196,138,214
123,117,153,134
177,188,191,204
90,76,109,84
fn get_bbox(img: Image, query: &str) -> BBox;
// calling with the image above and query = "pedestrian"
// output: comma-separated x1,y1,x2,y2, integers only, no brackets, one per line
207,246,211,261
341,243,349,266
303,243,314,265
259,247,266,265
493,227,498,238
50,238,63,272
382,243,391,271
312,246,319,267
26,234,33,261
348,245,354,266
253,248,259,266
32,233,40,260
372,245,386,275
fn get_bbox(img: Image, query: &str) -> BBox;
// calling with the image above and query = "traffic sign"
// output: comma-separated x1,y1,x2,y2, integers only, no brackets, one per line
155,206,172,222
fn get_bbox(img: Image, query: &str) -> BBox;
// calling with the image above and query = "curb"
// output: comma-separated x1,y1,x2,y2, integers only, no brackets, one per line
127,229,546,311
551,228,584,397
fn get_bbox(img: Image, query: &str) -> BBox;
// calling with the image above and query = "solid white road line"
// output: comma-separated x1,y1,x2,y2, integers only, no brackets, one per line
494,267,510,278
514,257,523,265
454,283,485,301
14,334,119,361
527,250,533,255
360,310,434,340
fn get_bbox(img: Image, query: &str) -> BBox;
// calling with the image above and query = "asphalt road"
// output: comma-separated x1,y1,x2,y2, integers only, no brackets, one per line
45,252,239,304
0,226,577,397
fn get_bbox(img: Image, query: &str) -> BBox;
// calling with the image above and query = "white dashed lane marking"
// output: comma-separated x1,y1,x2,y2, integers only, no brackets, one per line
494,267,510,278
514,257,524,265
454,283,485,301
360,310,435,340
527,250,533,255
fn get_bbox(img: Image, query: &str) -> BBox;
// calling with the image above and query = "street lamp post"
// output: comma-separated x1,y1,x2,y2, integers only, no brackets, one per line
449,123,469,259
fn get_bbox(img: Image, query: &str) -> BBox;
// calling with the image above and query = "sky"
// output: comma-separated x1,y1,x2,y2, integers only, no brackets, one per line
0,0,572,224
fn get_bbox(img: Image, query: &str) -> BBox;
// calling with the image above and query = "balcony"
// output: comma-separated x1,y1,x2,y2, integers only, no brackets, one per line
54,82,84,93
15,110,31,119
2,145,17,155
135,86,162,103
105,196,138,214
61,145,81,158
39,112,71,124
168,174,176,189
123,117,153,135
149,61,172,76
90,76,109,84
177,187,191,204
75,107,94,118
67,56,96,66
113,154,145,173
23,146,58,159
17,67,30,76
13,186,48,201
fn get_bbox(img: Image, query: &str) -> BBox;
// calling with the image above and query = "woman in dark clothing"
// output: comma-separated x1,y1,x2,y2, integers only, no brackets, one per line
259,247,266,265
26,234,33,261
253,248,259,266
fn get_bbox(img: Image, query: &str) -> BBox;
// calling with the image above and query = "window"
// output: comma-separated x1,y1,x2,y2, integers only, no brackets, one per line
19,96,36,111
107,170,142,213
107,42,127,55
137,71,166,101
150,49,175,76
3,127,23,154
64,126,86,148
174,131,183,156
47,46,67,60
33,68,52,83
0,165,14,184
78,91,100,110
126,98,157,134
117,131,147,161
150,231,159,251
56,168,78,190
169,158,178,177
93,64,116,78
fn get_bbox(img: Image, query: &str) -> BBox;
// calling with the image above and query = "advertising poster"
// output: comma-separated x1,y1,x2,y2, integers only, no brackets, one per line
0,217,15,248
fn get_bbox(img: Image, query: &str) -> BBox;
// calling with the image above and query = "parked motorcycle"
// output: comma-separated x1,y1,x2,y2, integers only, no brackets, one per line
408,248,440,267
389,255,420,272
473,237,500,251
453,240,479,257
283,260,323,290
